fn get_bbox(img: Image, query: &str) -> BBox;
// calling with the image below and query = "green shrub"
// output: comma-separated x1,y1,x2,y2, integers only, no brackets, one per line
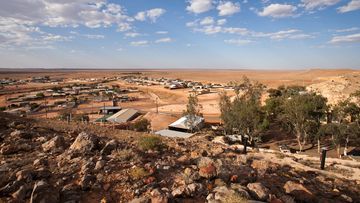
138,135,162,151
0,106,6,111
36,92,45,98
132,118,151,132
129,167,150,180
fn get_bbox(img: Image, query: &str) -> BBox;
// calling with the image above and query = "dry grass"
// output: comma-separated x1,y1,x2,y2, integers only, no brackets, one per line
129,167,150,180
221,193,248,203
111,149,138,162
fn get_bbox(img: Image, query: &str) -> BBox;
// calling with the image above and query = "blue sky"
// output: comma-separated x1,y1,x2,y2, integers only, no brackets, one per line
0,0,360,69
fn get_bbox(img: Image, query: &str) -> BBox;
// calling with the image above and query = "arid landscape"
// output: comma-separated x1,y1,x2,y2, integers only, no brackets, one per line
1,68,360,203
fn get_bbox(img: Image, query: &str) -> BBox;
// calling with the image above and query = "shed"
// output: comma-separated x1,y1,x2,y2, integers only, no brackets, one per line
168,115,204,132
106,108,139,123
99,106,122,114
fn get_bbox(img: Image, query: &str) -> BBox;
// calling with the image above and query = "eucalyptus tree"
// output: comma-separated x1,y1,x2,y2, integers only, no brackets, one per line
219,77,268,145
282,93,328,152
183,93,202,133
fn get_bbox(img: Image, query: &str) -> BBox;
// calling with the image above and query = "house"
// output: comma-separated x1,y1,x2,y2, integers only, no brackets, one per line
106,108,139,123
168,115,204,132
99,106,122,114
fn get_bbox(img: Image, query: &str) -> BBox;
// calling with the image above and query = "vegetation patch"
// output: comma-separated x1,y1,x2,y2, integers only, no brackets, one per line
138,135,163,151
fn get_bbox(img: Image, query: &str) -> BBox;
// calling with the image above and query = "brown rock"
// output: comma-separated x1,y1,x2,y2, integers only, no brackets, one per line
42,135,65,152
69,132,99,153
247,182,270,201
283,181,315,202
30,180,59,203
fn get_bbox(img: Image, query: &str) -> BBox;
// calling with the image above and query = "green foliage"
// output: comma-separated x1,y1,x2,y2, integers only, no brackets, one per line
138,135,163,151
219,77,266,144
183,93,202,132
0,106,6,111
36,92,45,98
282,93,328,151
132,118,151,132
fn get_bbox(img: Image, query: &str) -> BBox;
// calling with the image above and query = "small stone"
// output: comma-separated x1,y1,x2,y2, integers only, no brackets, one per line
95,160,106,170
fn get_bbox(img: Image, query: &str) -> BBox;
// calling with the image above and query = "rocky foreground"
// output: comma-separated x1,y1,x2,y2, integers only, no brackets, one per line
0,112,359,203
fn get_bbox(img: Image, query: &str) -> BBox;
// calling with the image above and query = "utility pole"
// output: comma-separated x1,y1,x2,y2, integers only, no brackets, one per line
102,102,105,126
156,97,159,114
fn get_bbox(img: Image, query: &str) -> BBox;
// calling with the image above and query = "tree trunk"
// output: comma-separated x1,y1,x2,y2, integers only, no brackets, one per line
337,145,341,158
297,132,303,152
344,135,349,156
317,138,321,154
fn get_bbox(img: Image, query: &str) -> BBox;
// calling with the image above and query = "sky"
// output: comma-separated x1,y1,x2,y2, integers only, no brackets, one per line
0,0,360,69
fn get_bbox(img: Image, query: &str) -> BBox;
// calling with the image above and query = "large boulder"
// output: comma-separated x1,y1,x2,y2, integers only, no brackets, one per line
69,132,99,153
42,135,65,152
247,182,270,201
283,181,315,202
30,180,59,203
198,157,218,179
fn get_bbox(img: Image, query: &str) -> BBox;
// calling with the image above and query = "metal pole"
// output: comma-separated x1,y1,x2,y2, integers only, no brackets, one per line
320,148,327,170
243,137,248,154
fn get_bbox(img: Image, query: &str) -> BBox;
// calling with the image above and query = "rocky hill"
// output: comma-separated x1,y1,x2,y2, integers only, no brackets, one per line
0,112,359,203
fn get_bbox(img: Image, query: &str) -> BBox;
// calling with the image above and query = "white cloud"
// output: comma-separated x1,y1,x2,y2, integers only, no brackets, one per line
125,32,141,38
301,0,340,10
155,37,173,43
194,25,249,35
134,12,146,21
135,8,166,22
186,0,213,14
156,31,168,34
254,29,313,40
83,34,105,39
42,34,72,42
335,27,359,32
200,17,214,25
338,0,360,13
223,27,249,35
0,0,137,47
329,33,360,43
217,1,240,16
258,4,297,18
147,8,166,22
217,19,227,25
130,40,149,46
224,39,252,45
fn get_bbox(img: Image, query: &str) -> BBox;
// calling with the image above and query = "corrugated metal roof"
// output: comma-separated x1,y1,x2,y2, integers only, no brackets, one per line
106,108,138,123
155,129,193,138
100,106,121,110
168,115,204,130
